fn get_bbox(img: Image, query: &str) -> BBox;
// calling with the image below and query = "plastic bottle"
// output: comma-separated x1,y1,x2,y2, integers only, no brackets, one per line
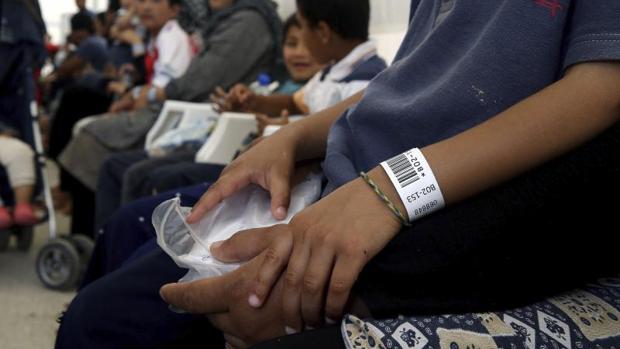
249,73,279,96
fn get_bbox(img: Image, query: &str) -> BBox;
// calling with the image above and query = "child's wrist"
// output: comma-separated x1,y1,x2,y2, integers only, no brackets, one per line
277,122,305,161
380,148,445,221
285,121,322,162
248,94,265,111
367,167,408,220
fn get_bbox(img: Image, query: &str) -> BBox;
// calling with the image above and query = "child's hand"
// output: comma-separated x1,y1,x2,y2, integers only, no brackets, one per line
117,29,142,45
255,110,289,136
107,81,129,95
210,167,403,331
211,84,256,113
109,94,135,113
186,127,303,223
133,86,151,110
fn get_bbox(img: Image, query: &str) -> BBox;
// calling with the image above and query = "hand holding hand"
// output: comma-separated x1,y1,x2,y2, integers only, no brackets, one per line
160,227,295,348
212,167,404,331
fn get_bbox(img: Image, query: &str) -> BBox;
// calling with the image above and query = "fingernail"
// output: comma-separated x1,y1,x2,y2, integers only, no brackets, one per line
325,317,337,325
285,326,298,335
305,325,315,331
275,206,287,220
248,293,261,308
168,304,186,314
159,284,171,302
210,241,223,252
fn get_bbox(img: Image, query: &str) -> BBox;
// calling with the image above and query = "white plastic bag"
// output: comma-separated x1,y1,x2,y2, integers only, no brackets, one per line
153,172,323,283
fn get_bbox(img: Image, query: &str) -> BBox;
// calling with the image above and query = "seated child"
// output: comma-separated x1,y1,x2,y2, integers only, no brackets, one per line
107,0,194,112
137,0,389,194
92,13,325,226
94,5,387,226
48,0,194,160
211,7,387,117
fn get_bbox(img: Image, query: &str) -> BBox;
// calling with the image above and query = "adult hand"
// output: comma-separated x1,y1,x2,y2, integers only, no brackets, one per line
211,167,403,331
160,227,294,348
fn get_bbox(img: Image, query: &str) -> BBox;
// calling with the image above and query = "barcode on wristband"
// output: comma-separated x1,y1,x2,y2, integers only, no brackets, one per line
386,153,419,188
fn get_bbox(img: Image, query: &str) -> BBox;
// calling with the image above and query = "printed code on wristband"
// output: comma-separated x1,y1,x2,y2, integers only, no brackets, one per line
386,153,419,188
381,148,446,222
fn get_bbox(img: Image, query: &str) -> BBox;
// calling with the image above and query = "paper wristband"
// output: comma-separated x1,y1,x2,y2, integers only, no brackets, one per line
380,148,445,221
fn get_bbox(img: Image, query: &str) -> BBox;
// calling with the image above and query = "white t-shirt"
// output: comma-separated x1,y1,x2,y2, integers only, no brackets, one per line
300,40,382,114
150,19,194,88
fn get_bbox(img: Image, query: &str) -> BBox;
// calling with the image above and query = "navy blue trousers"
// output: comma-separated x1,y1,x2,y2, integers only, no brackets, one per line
95,150,224,229
56,248,224,349
57,184,222,348
83,183,209,287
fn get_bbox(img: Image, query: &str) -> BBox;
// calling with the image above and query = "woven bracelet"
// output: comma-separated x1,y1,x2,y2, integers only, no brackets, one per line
359,171,411,227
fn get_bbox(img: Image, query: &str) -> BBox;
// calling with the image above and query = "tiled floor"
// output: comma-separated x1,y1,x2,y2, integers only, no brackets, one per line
0,215,75,349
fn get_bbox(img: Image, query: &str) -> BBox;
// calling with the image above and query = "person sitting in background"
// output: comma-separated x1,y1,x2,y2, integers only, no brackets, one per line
92,13,325,228
106,0,144,69
93,1,386,232
123,0,388,200
106,0,195,113
56,0,282,239
49,0,194,163
212,13,325,112
211,4,387,117
47,0,193,226
45,12,111,89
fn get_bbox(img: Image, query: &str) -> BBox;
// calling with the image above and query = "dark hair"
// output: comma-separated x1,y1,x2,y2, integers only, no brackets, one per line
96,11,107,24
107,0,121,12
296,0,369,41
282,14,300,43
168,0,182,6
70,12,95,34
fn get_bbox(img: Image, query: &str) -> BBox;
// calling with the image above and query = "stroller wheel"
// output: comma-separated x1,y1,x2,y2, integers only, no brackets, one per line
67,234,95,269
36,238,81,291
0,229,10,252
14,226,34,252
